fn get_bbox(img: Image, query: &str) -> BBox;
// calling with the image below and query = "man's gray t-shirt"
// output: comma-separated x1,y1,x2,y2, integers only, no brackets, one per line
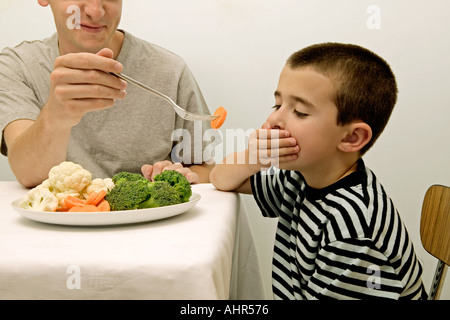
0,31,214,178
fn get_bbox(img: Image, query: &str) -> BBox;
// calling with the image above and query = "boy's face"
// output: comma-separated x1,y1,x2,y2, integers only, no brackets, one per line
39,0,123,55
264,66,350,173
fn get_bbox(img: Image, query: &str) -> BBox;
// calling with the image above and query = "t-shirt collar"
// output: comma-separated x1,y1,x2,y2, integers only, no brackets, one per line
302,159,367,199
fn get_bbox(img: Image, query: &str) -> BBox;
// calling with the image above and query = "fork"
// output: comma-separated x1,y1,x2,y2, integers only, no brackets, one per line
112,73,219,121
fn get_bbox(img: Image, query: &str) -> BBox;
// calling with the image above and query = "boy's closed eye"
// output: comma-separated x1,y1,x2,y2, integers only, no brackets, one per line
293,109,309,118
272,105,309,118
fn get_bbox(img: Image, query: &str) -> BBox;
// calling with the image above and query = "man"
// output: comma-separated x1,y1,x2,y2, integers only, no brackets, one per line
0,0,214,187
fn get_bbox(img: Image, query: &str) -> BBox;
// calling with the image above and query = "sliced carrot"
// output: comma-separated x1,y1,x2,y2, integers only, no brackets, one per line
68,204,100,212
63,195,85,209
97,199,111,212
82,204,101,212
68,206,82,212
85,192,97,205
211,106,227,129
85,189,107,206
60,192,109,213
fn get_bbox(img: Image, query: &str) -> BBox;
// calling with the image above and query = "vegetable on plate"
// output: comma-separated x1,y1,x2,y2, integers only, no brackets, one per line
19,161,113,212
105,170,192,211
19,161,192,213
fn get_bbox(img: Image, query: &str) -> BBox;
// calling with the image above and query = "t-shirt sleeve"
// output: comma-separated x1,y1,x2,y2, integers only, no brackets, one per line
307,239,424,299
251,167,285,218
0,48,41,155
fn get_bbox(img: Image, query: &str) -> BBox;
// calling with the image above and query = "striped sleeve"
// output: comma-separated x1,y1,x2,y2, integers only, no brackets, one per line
308,239,402,299
307,238,424,300
251,168,285,218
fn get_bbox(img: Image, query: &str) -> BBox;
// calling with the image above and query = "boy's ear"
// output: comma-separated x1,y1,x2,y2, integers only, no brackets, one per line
338,122,372,153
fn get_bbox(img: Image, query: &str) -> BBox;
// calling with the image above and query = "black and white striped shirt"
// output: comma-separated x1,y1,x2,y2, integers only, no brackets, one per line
251,159,426,299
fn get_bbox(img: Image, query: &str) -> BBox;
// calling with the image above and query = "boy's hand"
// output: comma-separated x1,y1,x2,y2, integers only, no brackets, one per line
248,127,299,168
210,126,299,193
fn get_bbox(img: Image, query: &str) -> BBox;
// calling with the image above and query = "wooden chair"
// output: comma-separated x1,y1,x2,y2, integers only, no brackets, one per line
420,184,450,300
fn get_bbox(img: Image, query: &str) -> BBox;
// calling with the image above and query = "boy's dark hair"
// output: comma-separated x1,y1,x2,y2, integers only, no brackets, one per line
287,43,398,154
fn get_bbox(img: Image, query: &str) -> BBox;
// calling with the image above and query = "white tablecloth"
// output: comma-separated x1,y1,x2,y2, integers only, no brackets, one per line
0,182,266,300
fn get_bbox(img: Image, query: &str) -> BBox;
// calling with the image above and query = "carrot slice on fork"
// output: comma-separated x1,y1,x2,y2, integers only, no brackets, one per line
211,106,227,129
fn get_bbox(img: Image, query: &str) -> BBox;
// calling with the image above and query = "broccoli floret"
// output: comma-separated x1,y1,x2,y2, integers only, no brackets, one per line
106,170,191,211
154,170,192,202
112,171,147,186
105,179,152,211
137,181,182,208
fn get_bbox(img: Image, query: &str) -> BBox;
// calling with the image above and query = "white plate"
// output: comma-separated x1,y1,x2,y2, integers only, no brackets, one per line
11,193,200,226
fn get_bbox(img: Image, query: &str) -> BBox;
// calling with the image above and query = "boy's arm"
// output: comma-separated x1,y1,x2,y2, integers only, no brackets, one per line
210,128,299,193
209,150,262,194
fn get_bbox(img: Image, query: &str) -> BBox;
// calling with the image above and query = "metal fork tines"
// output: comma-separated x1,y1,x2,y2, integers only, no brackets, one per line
112,73,218,122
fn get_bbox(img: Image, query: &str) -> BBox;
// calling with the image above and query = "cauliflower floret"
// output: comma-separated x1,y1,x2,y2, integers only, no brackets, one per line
48,161,92,193
20,185,59,212
19,161,115,211
81,178,114,199
41,179,51,189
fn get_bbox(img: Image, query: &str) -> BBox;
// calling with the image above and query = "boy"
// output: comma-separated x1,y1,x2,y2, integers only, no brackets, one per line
210,43,426,299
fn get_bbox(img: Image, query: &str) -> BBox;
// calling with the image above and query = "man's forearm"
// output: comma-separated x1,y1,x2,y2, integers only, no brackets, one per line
6,109,71,188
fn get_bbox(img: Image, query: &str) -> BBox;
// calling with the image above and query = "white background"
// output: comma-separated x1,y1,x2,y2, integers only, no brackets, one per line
1,0,449,299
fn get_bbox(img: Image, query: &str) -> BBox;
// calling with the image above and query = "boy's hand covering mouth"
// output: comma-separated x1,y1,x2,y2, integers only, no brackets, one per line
248,128,299,167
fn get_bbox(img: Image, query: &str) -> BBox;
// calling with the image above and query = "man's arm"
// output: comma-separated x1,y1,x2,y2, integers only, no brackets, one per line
4,49,126,188
4,115,71,188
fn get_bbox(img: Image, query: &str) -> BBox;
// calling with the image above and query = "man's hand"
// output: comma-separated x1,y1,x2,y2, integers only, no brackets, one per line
141,161,200,184
4,48,127,188
46,48,127,128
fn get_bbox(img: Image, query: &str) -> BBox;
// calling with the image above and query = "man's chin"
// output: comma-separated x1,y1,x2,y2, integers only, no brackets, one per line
70,31,110,50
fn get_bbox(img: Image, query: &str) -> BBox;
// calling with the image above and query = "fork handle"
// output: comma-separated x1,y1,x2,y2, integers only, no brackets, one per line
111,72,219,122
112,73,175,104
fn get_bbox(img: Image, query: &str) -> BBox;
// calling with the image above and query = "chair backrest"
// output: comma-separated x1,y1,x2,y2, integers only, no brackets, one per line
420,184,450,300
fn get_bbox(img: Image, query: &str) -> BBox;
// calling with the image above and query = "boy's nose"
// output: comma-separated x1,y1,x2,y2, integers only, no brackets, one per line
266,109,285,130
